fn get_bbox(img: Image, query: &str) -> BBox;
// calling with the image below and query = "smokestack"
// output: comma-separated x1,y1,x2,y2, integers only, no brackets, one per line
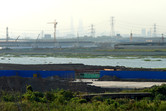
6,27,9,42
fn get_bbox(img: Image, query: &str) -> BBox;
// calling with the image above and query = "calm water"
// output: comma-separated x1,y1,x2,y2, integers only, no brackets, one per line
0,56,166,68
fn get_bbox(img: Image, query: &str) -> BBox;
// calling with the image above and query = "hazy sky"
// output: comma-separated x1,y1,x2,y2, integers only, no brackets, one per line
0,0,166,38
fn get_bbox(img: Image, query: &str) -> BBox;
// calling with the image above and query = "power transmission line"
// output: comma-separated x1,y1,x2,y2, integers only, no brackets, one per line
90,24,95,37
111,16,115,36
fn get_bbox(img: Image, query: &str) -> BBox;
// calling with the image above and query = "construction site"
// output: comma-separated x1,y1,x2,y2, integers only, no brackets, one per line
0,19,166,94
0,63,165,93
0,18,165,50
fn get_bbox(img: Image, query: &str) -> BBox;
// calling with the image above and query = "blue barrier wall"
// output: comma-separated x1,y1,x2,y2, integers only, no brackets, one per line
0,70,75,79
100,71,166,79
38,71,75,78
0,70,16,77
17,71,37,78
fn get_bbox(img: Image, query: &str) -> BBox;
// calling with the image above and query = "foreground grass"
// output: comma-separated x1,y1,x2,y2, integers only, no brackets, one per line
1,84,166,111
1,100,166,111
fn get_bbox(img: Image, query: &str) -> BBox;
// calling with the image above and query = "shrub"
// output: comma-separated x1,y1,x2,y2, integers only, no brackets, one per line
151,84,166,100
155,94,166,100
26,85,33,92
45,92,55,102
2,95,15,102
78,99,87,104
59,90,74,101
104,99,114,105
23,91,44,102
92,96,104,102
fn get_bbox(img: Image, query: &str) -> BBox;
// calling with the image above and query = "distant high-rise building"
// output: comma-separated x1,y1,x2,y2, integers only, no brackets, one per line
147,28,152,37
70,16,75,35
78,19,84,36
44,34,51,39
141,28,146,37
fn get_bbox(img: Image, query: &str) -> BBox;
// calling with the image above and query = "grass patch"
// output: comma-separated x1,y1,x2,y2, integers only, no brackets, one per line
153,68,166,70
144,59,151,61
144,59,162,62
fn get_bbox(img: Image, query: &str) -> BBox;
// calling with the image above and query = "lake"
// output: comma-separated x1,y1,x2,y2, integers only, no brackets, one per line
0,56,165,68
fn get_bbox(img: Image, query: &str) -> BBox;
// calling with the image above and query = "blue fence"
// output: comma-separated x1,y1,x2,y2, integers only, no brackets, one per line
2,70,166,80
0,70,75,79
100,71,166,79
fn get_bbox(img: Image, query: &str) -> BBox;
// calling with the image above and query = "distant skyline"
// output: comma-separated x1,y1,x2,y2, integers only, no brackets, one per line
0,0,166,38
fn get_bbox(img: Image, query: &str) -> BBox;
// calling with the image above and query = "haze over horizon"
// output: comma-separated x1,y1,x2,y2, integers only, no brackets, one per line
0,0,166,38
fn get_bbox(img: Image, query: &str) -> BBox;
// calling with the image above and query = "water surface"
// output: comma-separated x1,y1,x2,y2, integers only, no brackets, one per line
0,56,165,68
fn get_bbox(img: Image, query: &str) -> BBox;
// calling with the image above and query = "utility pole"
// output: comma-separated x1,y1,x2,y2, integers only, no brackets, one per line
153,24,156,37
76,32,79,47
6,27,9,42
111,16,115,37
35,34,40,48
77,32,79,43
90,24,95,38
48,20,58,42
130,31,133,42
162,34,164,43
41,30,44,39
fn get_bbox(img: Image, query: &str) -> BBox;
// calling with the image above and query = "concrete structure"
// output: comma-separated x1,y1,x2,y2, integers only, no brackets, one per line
44,34,52,39
0,40,97,49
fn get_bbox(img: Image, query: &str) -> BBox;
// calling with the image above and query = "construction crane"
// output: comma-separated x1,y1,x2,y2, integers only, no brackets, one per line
15,36,20,42
35,34,40,48
36,34,40,42
48,20,58,43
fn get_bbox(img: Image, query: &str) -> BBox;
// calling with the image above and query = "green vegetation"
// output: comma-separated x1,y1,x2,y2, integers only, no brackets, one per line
154,68,166,70
0,53,166,60
96,49,166,52
1,84,166,110
0,53,100,58
144,59,151,61
1,48,166,58
144,59,162,61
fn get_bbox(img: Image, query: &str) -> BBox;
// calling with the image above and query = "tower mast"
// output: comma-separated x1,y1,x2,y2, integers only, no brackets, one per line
48,20,58,42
